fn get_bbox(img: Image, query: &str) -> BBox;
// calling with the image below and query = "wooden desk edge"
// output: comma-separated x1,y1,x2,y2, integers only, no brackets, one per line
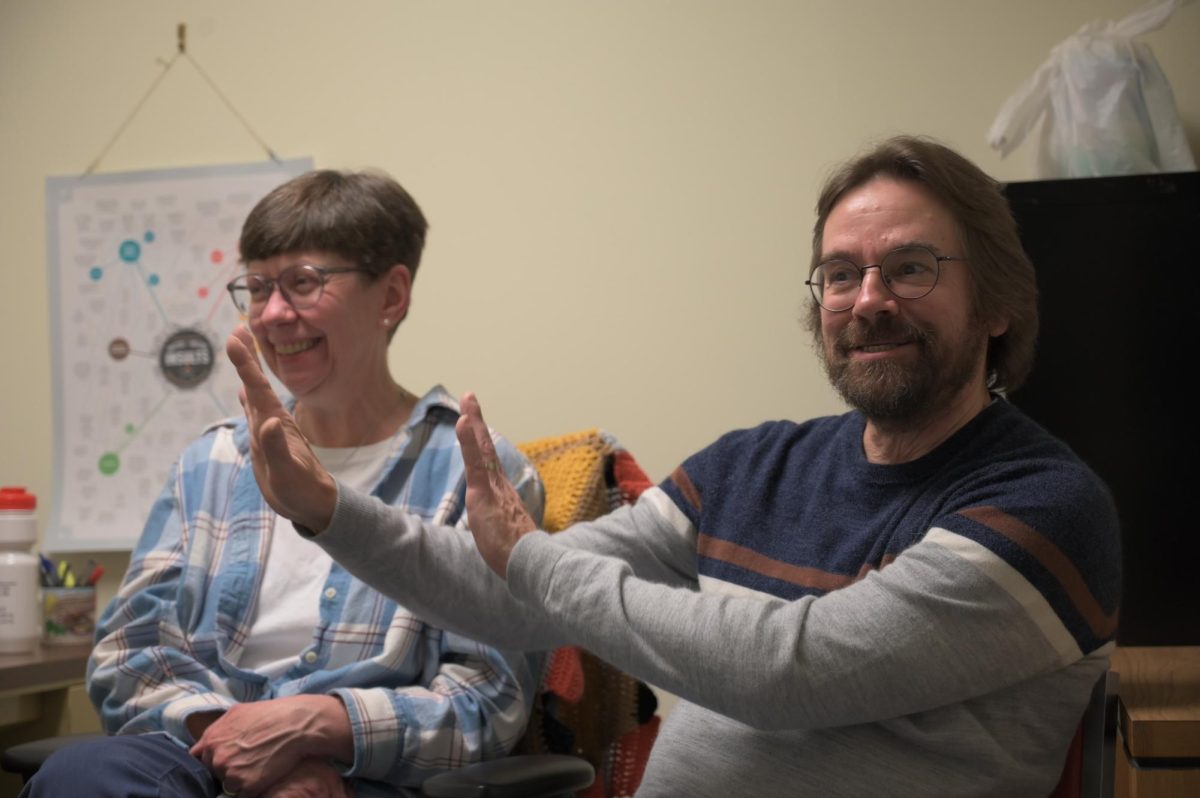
1112,646,1200,760
0,644,92,700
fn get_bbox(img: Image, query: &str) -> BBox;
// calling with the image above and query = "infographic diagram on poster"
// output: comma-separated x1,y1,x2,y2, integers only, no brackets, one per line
45,159,311,551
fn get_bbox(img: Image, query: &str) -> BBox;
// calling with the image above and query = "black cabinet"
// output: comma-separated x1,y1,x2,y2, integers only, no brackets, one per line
1004,171,1200,646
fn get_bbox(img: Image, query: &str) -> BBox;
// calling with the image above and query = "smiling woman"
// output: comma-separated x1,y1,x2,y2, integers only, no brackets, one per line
26,169,546,798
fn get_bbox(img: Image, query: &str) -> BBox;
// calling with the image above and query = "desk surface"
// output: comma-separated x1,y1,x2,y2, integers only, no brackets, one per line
0,644,91,698
1112,646,1200,759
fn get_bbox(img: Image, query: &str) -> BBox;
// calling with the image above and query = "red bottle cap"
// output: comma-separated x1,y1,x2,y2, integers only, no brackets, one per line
0,487,37,510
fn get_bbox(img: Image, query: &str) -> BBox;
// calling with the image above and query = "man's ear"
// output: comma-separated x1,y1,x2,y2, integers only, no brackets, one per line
381,264,413,328
988,315,1010,338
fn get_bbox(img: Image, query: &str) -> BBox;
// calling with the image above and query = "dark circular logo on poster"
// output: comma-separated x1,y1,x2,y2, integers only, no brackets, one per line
159,329,214,389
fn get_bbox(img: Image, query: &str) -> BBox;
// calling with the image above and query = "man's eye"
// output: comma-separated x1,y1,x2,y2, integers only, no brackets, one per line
245,280,271,299
892,260,934,280
824,265,857,287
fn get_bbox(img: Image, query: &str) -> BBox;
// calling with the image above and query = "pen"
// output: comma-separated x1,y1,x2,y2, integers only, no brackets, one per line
85,564,105,586
56,559,78,589
39,553,58,587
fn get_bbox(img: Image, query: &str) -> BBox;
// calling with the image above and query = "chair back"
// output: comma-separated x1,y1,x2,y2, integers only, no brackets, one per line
516,430,660,798
1049,670,1119,798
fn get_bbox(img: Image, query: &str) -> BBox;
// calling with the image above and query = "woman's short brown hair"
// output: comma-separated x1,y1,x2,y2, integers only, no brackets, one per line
239,169,428,280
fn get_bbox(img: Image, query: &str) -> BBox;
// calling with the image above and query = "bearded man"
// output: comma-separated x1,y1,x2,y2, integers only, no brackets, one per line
230,136,1120,797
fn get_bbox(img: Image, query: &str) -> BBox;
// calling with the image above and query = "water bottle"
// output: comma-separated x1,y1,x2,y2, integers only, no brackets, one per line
0,486,41,653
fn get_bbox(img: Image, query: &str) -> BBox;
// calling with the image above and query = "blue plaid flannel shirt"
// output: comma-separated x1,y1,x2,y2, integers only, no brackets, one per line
87,386,545,792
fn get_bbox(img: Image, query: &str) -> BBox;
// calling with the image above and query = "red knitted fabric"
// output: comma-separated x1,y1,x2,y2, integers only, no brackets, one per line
544,645,586,704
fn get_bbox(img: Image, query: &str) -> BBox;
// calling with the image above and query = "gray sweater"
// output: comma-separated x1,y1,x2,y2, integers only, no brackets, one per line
310,403,1120,796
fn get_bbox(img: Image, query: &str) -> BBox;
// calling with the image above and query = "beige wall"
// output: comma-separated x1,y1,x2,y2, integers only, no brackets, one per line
2,0,1198,609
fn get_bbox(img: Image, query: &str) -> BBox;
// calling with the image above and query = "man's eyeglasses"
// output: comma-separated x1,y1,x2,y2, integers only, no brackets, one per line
806,245,967,312
226,264,369,316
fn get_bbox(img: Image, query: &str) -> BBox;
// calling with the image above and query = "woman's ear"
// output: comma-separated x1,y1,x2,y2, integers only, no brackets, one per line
380,264,413,329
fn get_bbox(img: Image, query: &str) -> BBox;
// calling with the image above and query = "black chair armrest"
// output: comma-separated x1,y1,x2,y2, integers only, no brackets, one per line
1,733,105,782
421,754,595,798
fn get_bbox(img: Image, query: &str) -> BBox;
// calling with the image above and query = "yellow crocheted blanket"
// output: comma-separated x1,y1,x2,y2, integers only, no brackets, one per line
517,428,613,534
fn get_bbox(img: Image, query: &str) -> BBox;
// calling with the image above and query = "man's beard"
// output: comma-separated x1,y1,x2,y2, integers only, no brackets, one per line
821,315,984,427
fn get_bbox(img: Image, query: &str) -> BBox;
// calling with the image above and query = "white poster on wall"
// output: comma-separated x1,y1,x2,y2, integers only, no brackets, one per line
45,159,312,552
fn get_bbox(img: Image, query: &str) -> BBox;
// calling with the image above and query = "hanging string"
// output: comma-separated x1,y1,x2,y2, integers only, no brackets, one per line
82,52,182,176
83,23,280,176
182,52,280,165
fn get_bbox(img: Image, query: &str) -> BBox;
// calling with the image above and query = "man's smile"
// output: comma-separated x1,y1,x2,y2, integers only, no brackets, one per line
854,340,912,353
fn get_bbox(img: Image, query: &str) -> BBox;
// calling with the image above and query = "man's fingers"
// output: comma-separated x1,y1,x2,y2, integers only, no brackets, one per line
225,326,257,369
227,328,284,414
226,327,265,385
455,413,489,478
456,392,501,482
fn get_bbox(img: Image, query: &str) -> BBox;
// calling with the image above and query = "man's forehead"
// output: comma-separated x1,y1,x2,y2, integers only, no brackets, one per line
821,177,961,254
830,176,949,215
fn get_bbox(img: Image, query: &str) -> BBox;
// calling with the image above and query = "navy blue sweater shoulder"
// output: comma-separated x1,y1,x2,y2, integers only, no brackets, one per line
658,400,1121,652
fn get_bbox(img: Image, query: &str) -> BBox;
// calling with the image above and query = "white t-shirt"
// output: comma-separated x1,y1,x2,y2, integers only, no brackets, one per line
239,437,393,676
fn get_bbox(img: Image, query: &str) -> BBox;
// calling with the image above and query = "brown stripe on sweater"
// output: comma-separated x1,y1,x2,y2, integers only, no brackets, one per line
697,533,863,592
669,466,703,513
957,506,1118,639
854,553,897,580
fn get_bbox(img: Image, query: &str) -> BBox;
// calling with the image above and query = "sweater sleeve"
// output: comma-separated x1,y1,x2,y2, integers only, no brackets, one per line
311,485,698,653
503,464,1120,731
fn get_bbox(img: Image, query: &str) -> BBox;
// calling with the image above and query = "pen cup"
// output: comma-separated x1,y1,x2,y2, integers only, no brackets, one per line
43,586,96,645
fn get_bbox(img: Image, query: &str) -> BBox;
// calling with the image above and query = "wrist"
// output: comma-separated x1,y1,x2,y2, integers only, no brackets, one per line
298,694,354,763
301,473,338,533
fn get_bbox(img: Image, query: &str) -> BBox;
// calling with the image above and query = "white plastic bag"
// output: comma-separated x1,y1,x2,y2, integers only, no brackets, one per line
988,0,1196,178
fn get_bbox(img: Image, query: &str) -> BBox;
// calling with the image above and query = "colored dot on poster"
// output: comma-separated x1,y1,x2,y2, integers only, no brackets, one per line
147,274,160,287
89,266,103,281
125,423,135,435
198,286,210,299
119,240,141,262
211,250,224,264
98,452,120,476
144,230,155,243
108,338,130,360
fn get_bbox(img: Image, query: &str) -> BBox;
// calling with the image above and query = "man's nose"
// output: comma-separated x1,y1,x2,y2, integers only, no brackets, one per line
852,267,898,319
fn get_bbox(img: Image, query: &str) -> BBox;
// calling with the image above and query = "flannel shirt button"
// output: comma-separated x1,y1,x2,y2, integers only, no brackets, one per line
303,650,318,664
324,587,337,599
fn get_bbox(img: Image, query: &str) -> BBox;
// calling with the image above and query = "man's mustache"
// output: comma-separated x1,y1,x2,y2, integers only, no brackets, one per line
836,318,932,352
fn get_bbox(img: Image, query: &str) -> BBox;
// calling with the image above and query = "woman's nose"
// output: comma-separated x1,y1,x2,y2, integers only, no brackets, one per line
258,284,296,324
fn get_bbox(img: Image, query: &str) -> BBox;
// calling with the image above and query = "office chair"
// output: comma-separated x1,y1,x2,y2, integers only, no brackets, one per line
1049,669,1120,798
509,429,660,797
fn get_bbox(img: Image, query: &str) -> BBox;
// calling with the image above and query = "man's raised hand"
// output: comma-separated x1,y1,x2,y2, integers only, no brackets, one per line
226,326,337,532
455,392,537,577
